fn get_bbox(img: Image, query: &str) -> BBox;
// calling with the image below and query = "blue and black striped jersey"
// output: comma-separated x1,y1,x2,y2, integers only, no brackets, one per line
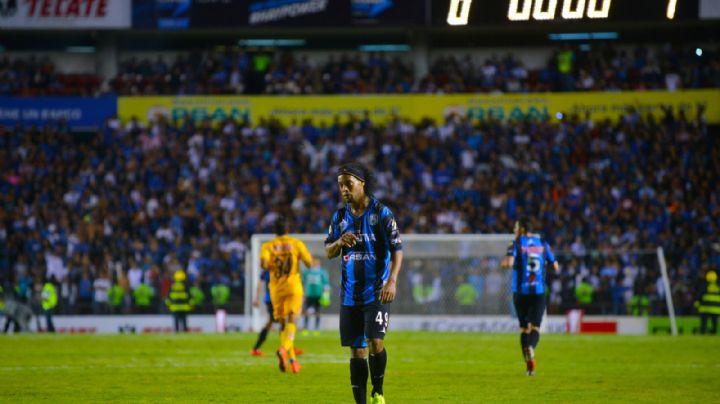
325,198,402,306
507,235,556,295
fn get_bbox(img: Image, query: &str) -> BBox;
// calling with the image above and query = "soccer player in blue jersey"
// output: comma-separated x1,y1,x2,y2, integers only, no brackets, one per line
502,217,559,376
325,162,403,404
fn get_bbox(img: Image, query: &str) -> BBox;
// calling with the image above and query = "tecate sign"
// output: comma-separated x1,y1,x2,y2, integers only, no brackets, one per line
0,0,131,29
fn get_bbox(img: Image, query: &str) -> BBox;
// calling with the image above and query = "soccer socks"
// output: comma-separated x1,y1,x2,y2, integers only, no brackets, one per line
350,358,369,404
529,330,540,349
520,333,530,361
254,328,269,350
369,349,387,396
284,323,297,361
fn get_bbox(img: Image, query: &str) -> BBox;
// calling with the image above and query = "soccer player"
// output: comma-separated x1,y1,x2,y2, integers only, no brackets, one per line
301,258,330,335
251,269,306,357
325,162,403,404
502,217,559,376
260,215,313,374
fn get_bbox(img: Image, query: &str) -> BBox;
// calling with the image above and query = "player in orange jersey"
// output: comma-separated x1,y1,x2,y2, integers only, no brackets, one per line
260,215,313,374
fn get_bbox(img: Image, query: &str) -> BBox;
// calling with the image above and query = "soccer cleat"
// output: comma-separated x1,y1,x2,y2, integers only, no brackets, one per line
289,359,302,374
293,347,305,356
251,349,264,357
300,330,310,337
371,392,385,404
526,359,536,376
276,347,288,373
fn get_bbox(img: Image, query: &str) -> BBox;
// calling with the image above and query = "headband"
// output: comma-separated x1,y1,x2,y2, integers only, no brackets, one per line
338,164,366,182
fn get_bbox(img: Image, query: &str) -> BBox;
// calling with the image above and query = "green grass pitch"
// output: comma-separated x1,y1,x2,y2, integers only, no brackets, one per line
2,331,718,402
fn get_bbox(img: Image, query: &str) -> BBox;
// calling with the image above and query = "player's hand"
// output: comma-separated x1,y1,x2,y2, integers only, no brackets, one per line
340,232,359,248
380,279,397,304
253,299,260,308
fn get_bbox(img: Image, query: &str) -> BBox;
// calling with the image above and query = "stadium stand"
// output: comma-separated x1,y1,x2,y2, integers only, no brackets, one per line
0,106,717,316
2,44,717,97
103,44,720,95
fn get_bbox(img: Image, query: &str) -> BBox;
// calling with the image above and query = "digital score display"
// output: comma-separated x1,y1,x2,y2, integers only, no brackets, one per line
435,0,699,25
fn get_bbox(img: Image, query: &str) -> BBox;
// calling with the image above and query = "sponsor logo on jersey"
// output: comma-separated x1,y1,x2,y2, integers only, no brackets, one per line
343,253,376,261
369,213,378,226
521,246,545,254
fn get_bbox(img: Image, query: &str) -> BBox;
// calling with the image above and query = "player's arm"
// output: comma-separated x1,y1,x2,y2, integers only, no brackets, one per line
501,241,516,269
260,243,270,271
325,212,358,259
380,209,403,304
326,234,359,259
298,240,313,268
380,250,403,304
544,240,560,273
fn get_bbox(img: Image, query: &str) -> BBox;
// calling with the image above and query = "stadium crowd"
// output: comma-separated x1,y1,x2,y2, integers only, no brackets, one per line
111,45,719,95
0,103,717,317
0,55,101,97
3,43,716,97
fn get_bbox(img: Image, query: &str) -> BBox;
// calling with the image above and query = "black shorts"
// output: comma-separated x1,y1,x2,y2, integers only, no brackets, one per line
513,293,546,329
305,297,321,313
265,302,275,322
340,301,389,348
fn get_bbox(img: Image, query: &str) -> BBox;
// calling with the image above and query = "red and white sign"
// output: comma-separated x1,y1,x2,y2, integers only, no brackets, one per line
565,311,645,335
0,0,131,29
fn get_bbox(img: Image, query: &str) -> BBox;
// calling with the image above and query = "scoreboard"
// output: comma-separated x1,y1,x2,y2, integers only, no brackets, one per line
130,0,707,29
433,0,700,26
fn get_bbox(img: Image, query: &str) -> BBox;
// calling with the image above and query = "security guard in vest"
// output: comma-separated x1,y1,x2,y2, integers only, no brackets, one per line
211,281,230,309
166,271,192,332
133,279,155,314
696,271,720,335
41,279,58,333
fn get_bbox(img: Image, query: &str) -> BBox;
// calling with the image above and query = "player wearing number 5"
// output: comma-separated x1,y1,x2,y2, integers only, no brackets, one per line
325,162,403,404
260,215,313,374
502,217,559,376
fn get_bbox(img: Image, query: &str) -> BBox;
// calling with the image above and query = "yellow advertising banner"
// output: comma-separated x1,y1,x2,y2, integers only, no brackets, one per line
118,90,720,126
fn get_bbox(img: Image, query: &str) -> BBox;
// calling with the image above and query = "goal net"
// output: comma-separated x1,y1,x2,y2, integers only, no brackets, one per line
245,235,679,334
245,234,514,330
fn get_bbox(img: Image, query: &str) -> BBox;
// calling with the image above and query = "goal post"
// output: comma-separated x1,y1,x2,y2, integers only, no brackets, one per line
244,234,679,335
656,247,678,336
